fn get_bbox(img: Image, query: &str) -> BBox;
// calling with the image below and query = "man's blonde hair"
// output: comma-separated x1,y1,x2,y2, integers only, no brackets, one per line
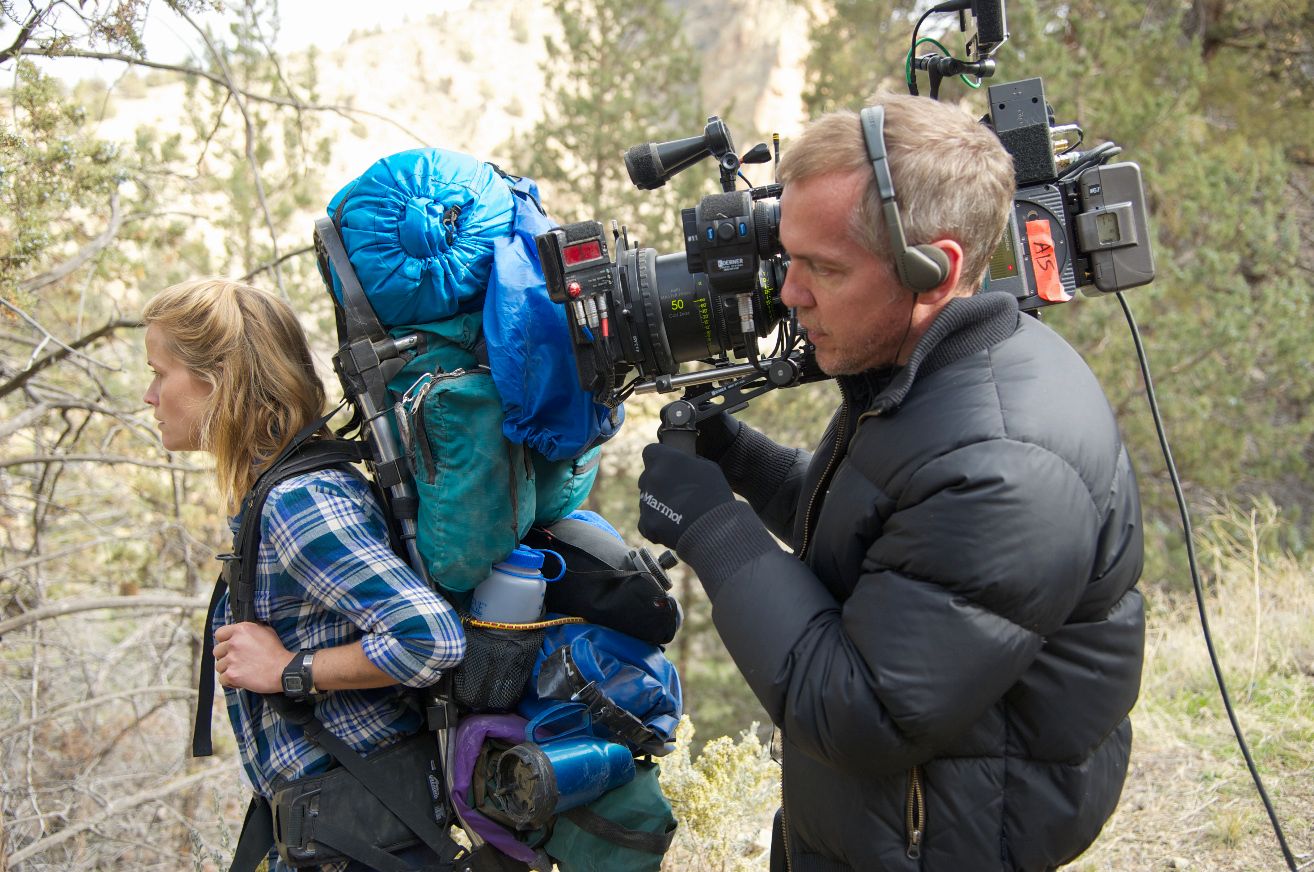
778,93,1015,290
142,279,326,511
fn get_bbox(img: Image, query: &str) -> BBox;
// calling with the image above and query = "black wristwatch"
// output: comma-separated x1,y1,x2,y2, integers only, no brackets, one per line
280,649,317,701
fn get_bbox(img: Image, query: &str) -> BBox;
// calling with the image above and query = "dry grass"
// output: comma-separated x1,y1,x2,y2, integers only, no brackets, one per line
1065,502,1314,872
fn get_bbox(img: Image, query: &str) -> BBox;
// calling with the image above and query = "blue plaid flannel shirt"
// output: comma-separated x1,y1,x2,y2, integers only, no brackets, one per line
214,468,465,803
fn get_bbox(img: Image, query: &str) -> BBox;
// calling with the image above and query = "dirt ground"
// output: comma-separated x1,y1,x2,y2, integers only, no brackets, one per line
1064,732,1313,872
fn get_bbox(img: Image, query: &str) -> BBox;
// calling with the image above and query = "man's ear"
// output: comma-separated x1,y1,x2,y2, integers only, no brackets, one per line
914,239,966,304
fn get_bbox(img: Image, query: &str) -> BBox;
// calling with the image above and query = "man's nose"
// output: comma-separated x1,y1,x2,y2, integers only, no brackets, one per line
781,272,811,309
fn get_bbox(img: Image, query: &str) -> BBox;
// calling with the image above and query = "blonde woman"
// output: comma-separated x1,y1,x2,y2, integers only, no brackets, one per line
143,279,464,871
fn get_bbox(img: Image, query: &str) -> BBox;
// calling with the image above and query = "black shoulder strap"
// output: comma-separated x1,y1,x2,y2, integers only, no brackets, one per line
193,424,464,871
228,437,367,624
192,424,364,758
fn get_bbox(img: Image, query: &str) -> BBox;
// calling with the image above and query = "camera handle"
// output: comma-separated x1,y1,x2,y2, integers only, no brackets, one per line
655,353,817,454
657,401,699,453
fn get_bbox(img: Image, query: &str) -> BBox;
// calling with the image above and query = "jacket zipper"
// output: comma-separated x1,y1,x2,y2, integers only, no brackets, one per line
797,390,852,559
779,738,793,872
905,764,925,860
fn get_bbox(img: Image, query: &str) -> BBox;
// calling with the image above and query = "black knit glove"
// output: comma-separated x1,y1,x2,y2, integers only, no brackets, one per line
637,443,736,550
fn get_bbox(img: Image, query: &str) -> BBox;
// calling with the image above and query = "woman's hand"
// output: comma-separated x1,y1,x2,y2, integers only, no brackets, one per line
213,622,293,694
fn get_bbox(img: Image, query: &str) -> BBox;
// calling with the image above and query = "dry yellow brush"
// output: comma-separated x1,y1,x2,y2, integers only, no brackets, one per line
1067,498,1314,872
660,716,780,872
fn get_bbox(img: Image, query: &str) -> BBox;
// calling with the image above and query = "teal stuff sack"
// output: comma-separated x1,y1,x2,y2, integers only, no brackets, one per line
543,759,676,872
531,448,600,527
392,314,533,595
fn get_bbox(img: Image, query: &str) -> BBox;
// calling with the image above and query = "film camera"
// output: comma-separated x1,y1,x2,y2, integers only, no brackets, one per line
537,0,1156,439
535,116,813,425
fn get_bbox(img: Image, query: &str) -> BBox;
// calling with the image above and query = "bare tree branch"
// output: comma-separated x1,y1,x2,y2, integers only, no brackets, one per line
239,243,314,283
194,88,232,170
0,396,154,442
0,401,53,442
249,12,310,173
0,595,210,638
0,686,197,742
0,3,56,64
0,453,204,472
12,47,429,143
6,763,229,865
0,533,124,577
17,191,125,295
172,8,287,299
0,318,140,401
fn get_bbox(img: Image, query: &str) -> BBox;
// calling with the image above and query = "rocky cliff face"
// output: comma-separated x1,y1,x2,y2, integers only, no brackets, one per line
306,0,808,181
681,0,809,143
96,0,810,232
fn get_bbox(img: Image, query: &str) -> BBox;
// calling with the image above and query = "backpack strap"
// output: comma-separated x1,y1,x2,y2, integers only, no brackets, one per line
192,419,364,757
192,418,466,871
560,805,676,855
227,795,277,872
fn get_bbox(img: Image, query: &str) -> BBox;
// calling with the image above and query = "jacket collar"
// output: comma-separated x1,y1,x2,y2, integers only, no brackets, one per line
842,291,1021,417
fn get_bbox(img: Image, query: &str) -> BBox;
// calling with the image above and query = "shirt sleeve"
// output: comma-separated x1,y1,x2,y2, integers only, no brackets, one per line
261,472,465,687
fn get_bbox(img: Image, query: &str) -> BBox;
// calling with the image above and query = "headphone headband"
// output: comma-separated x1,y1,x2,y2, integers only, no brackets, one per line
858,105,950,292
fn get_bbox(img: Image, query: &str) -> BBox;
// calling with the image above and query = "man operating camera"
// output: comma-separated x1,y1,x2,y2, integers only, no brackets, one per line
637,93,1146,871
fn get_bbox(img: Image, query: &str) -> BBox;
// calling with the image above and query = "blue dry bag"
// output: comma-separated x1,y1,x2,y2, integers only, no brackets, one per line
327,149,515,327
518,622,682,758
483,174,623,462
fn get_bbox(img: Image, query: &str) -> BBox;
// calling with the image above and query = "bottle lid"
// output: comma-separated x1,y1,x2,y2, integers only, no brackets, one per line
498,545,545,573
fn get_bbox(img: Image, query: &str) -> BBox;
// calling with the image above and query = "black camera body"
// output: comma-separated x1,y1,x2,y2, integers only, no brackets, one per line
982,76,1154,310
536,117,793,408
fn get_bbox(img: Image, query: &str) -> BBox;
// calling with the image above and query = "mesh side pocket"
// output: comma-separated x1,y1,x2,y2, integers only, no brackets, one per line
454,624,544,712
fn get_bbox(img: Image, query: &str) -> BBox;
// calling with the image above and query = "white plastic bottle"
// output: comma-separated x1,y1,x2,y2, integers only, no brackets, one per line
469,545,563,623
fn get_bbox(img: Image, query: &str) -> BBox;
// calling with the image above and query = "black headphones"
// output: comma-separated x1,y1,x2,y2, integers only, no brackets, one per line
858,105,951,292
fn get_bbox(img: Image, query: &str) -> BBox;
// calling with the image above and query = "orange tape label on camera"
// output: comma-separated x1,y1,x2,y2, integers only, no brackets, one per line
1026,219,1071,302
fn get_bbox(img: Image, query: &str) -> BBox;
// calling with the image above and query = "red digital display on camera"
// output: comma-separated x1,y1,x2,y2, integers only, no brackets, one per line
563,239,603,266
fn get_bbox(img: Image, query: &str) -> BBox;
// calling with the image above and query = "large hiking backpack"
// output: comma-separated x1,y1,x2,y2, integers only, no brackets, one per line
316,147,615,597
304,147,677,871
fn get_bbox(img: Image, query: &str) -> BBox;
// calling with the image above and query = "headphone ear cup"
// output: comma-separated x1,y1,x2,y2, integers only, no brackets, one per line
898,244,951,292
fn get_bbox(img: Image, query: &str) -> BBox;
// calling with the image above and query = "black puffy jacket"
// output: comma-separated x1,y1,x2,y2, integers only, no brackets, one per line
678,292,1145,871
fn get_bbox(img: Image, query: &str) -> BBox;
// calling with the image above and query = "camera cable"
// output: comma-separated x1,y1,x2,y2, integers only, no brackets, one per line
907,0,987,97
1118,292,1300,871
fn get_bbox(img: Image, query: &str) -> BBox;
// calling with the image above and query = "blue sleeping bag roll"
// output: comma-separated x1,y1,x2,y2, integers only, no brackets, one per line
326,149,515,326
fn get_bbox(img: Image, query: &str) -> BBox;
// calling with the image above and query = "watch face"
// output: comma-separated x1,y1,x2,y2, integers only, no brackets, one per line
284,675,306,694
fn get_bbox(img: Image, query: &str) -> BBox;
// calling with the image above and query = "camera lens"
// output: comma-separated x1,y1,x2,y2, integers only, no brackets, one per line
753,199,781,259
612,249,786,380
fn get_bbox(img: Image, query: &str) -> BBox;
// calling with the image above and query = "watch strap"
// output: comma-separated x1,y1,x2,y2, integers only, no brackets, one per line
281,649,316,700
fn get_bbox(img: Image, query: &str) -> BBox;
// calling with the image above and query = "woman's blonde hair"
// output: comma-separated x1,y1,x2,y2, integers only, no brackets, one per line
142,279,327,511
